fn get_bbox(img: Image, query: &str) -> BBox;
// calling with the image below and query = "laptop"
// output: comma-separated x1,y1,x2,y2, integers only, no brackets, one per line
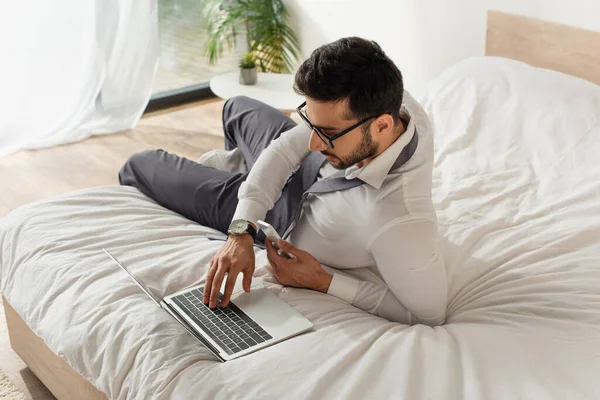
103,248,313,362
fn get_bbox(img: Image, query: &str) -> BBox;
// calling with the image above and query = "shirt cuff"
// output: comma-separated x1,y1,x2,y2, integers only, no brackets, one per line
232,199,267,227
327,273,360,305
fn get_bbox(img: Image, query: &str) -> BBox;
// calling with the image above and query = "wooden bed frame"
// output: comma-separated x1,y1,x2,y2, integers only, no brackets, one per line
2,296,107,399
2,11,600,400
486,10,600,85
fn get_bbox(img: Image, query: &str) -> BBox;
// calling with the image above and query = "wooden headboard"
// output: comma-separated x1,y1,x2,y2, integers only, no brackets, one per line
486,10,600,85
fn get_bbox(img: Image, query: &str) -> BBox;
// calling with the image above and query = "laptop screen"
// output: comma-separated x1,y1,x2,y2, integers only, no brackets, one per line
103,248,162,306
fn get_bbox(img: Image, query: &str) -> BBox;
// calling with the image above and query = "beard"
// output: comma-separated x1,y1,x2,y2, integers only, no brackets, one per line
324,130,379,170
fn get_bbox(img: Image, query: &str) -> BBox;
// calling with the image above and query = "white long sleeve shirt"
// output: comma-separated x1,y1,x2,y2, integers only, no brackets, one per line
232,92,447,325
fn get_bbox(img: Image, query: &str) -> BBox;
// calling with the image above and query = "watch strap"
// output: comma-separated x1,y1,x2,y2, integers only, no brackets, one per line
246,222,257,240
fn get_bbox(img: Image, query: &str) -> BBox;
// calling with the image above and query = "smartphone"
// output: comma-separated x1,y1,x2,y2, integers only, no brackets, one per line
257,220,293,259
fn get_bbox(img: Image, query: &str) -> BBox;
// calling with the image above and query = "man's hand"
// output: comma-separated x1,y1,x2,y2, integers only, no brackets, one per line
265,239,333,293
203,234,255,308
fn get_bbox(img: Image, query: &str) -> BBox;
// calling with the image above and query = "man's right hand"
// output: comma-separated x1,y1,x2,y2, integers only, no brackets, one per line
203,233,255,309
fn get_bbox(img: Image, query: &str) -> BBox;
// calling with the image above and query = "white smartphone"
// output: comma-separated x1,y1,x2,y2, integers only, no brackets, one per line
257,220,293,259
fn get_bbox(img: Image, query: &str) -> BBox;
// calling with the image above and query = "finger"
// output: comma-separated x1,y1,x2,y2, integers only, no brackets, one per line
265,238,275,253
220,271,238,307
266,255,280,279
242,268,254,293
277,239,302,259
265,239,283,261
265,252,278,271
210,259,229,308
203,259,217,304
242,261,255,293
265,263,274,274
267,243,287,269
248,253,256,291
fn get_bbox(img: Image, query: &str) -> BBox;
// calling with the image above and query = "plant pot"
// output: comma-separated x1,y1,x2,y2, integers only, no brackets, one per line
239,67,257,85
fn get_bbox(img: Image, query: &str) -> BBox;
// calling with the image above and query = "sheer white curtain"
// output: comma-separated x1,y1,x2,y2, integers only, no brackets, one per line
0,0,158,158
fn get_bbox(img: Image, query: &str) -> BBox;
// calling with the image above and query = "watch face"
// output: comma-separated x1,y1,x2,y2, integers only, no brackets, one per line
230,219,248,234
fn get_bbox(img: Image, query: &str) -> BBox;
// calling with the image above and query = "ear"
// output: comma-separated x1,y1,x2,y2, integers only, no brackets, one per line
371,113,395,138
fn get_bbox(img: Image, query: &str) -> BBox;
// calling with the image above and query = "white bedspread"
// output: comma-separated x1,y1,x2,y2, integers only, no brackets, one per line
2,57,600,399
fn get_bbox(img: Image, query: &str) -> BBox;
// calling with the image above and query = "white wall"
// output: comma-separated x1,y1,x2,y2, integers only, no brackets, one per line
285,0,600,96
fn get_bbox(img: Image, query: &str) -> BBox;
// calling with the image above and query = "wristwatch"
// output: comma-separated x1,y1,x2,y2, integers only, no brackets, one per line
227,219,257,240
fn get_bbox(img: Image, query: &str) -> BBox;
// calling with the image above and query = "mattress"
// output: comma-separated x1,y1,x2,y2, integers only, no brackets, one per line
2,57,600,399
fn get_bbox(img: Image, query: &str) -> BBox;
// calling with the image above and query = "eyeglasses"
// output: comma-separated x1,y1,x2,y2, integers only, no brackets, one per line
296,101,382,149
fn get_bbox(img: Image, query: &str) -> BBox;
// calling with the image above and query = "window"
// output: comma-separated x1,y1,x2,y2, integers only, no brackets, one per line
148,0,238,110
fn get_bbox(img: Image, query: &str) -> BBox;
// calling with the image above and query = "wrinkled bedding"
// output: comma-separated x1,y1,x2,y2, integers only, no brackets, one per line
2,57,600,399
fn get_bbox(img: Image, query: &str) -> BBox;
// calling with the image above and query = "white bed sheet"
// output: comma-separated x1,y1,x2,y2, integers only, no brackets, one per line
2,57,600,399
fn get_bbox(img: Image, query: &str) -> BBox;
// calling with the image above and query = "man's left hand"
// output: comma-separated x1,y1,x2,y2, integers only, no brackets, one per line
265,239,333,293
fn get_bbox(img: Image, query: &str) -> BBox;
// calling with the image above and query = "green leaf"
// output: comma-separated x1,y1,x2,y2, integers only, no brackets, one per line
202,0,300,70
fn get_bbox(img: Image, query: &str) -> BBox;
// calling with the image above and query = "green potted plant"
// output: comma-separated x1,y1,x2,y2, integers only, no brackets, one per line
203,0,300,74
239,52,257,85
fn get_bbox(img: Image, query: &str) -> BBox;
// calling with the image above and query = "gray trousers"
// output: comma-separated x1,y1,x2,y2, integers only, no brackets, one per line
118,96,302,244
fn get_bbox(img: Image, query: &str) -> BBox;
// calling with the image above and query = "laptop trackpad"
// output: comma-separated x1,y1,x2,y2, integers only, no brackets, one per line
230,288,313,337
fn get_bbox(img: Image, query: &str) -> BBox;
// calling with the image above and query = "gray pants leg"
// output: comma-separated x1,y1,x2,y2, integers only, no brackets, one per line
118,96,297,239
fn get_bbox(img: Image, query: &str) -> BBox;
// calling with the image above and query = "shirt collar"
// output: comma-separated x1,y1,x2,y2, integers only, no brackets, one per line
343,107,416,189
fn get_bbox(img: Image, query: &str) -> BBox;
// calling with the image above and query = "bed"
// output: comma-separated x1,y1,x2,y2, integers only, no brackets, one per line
2,11,600,400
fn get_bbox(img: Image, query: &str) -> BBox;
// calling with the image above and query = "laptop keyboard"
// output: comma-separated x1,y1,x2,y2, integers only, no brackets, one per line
171,288,273,355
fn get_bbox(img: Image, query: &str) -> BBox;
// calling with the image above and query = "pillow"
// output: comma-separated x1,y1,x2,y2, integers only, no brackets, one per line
419,56,600,184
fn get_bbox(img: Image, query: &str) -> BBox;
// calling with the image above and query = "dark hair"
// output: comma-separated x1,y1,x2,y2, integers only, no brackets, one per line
294,37,403,126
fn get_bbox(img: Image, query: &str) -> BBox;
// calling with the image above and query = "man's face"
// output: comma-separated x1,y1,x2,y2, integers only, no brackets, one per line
304,98,379,170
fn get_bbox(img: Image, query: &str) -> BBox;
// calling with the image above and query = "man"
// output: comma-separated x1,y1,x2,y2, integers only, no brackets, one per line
119,37,447,326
